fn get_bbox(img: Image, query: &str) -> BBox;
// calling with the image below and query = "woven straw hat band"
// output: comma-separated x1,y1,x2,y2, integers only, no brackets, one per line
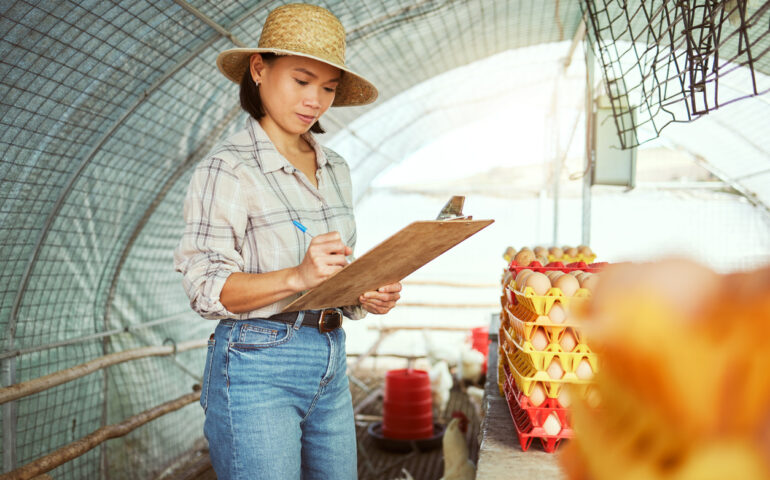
258,4,346,67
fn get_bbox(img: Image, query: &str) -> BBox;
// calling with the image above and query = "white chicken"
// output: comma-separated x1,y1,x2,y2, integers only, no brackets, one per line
440,412,476,480
465,385,485,421
429,360,454,418
459,344,486,385
422,329,461,367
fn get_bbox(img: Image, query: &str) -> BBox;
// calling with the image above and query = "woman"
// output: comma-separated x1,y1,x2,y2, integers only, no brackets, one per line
173,4,401,479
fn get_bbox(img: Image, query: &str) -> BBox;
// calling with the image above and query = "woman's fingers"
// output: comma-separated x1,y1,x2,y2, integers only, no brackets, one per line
359,282,402,314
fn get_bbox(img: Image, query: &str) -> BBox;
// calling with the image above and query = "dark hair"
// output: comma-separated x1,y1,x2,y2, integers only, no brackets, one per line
239,54,325,134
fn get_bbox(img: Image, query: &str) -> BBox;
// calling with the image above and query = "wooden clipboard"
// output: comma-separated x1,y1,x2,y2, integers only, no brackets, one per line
283,219,494,312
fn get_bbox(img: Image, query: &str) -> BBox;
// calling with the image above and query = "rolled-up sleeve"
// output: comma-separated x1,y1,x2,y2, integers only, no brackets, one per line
173,157,246,320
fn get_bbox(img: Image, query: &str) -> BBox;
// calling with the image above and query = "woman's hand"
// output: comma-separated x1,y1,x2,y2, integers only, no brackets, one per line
294,232,352,291
359,282,402,315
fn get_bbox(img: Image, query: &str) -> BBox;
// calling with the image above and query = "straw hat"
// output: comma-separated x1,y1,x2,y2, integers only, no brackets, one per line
216,3,378,107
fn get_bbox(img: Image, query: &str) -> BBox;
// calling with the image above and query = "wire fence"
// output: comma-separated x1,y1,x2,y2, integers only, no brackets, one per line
580,0,770,148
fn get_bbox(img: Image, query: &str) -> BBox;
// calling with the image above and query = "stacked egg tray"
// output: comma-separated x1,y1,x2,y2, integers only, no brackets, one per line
502,362,573,453
498,270,603,453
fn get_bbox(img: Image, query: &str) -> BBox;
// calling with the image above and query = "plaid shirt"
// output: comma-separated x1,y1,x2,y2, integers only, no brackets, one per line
174,116,365,321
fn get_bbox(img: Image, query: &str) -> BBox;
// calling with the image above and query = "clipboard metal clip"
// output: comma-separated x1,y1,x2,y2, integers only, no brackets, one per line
436,195,471,221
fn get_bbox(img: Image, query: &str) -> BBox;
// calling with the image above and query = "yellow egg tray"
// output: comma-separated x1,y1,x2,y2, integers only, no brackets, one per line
547,253,597,264
506,285,591,316
502,340,594,398
500,326,598,374
504,303,586,344
497,344,506,396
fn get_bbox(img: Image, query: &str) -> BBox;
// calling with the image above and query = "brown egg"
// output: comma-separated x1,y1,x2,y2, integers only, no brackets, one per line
515,269,534,289
529,383,546,407
560,330,577,352
578,245,593,256
502,270,513,287
533,246,547,256
549,247,564,258
576,272,591,286
568,270,584,276
575,359,594,379
514,249,535,266
547,360,564,379
548,304,566,324
524,272,551,295
545,270,564,282
531,328,548,350
536,255,549,265
582,274,600,292
543,413,562,436
565,247,578,257
554,274,580,296
504,246,516,259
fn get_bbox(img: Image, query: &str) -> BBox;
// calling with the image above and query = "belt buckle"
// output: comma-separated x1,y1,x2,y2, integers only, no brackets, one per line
318,308,342,333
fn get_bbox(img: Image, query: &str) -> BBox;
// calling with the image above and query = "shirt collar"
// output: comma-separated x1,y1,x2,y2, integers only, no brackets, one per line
246,116,336,173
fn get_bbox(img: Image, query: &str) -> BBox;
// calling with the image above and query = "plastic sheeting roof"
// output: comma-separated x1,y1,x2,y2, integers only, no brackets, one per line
0,1,768,478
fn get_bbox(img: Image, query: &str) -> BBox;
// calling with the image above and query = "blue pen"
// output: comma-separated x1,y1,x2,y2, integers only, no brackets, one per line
292,220,315,239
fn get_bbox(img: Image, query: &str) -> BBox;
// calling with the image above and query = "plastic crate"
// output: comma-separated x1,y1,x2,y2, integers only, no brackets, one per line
504,363,573,426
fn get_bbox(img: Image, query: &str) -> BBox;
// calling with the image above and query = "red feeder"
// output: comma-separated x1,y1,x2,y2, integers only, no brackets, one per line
382,369,434,440
470,326,490,374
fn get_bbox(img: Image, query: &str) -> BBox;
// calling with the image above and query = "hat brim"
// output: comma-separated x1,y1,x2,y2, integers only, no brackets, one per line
217,48,378,107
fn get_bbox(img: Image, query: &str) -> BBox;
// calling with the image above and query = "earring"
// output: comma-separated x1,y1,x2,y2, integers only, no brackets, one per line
255,79,260,87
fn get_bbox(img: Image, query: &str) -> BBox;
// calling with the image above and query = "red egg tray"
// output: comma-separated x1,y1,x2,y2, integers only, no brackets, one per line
503,363,573,424
508,260,609,275
502,364,574,453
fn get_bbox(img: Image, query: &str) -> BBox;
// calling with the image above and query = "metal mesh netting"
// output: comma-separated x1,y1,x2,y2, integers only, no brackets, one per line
0,0,583,477
580,0,770,148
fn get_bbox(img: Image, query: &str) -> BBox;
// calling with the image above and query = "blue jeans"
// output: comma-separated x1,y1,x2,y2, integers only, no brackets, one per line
200,313,357,479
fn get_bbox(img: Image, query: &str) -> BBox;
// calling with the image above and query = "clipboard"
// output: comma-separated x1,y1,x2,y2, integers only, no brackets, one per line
283,218,494,312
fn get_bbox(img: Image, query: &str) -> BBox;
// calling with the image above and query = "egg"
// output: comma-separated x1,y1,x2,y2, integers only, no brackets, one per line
547,360,564,379
504,246,516,260
529,383,546,407
568,270,584,276
576,359,594,379
524,272,551,295
554,274,580,296
560,330,577,352
543,413,562,436
575,272,591,285
565,247,578,257
549,246,564,258
578,244,593,256
531,328,549,350
514,249,535,266
558,387,571,407
582,274,600,292
536,255,549,265
534,246,547,256
514,269,533,289
548,304,566,324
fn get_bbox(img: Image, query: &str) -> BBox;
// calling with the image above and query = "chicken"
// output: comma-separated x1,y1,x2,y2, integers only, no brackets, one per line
466,385,485,421
440,412,476,480
422,329,460,367
429,360,454,418
459,344,485,385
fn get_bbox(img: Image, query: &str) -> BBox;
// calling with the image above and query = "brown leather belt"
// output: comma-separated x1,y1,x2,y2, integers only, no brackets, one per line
268,308,343,333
